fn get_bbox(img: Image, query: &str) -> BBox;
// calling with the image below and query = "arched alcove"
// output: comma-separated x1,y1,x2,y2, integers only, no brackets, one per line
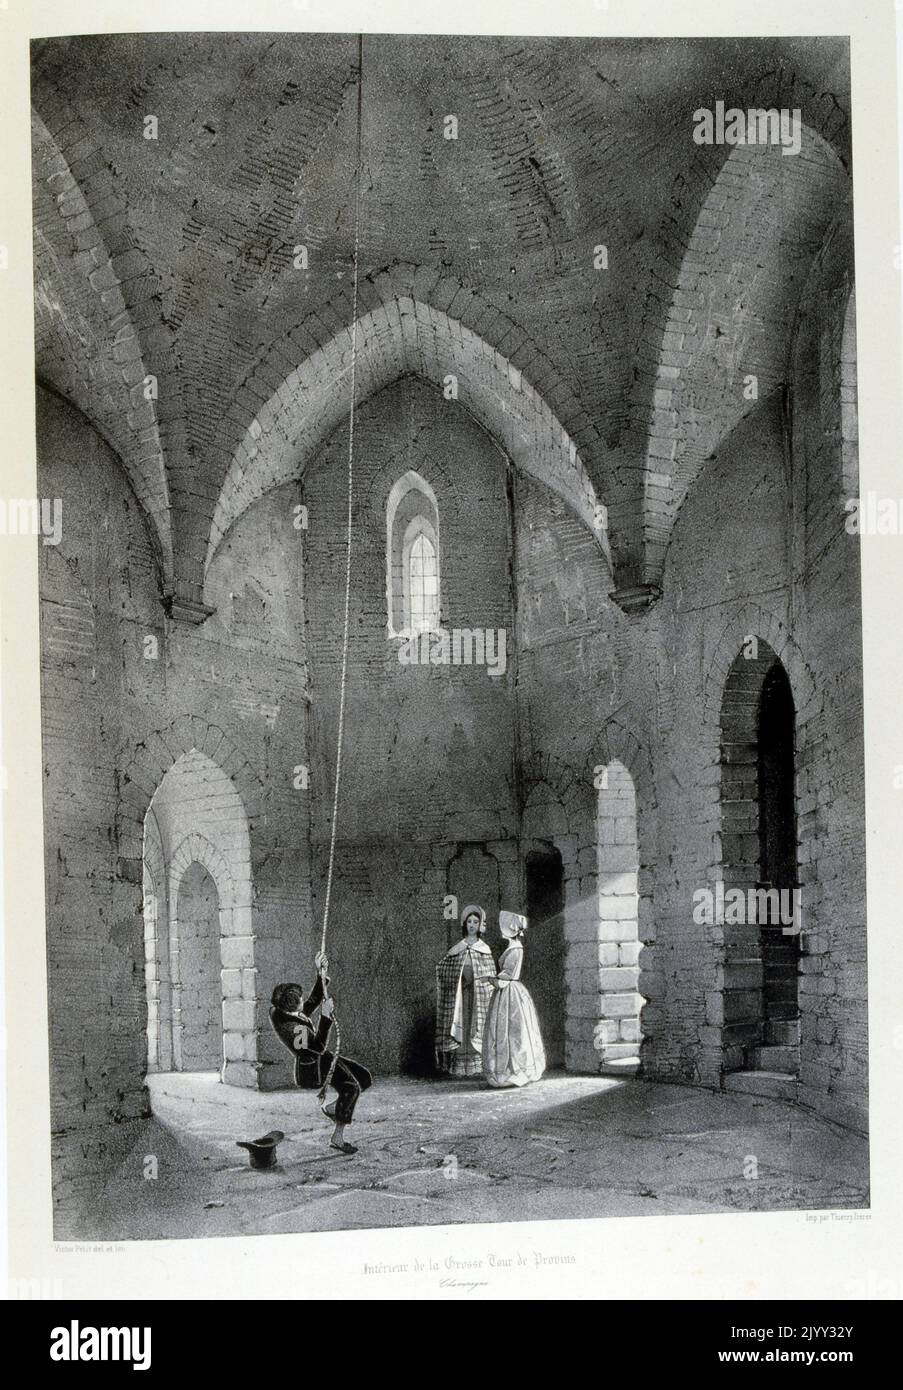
720,642,800,1075
141,750,257,1088
446,844,500,955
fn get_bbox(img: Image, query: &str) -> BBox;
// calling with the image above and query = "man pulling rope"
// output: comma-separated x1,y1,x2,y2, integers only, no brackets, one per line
269,955,372,1155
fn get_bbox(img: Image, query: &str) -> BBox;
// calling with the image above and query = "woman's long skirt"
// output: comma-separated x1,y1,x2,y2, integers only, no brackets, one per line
483,981,546,1087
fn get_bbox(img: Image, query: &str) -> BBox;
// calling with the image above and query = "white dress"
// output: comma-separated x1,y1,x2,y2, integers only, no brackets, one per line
482,944,546,1087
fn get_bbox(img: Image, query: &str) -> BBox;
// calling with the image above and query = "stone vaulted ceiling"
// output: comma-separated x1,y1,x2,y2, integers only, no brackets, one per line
31,32,853,614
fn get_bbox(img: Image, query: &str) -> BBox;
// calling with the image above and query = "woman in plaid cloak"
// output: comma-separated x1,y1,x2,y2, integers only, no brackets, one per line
435,904,496,1076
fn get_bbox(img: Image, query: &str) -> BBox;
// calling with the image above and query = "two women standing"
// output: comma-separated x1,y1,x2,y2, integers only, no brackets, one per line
435,904,546,1087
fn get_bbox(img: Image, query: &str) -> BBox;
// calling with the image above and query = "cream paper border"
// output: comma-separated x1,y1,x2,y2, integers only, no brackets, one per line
2,0,901,1301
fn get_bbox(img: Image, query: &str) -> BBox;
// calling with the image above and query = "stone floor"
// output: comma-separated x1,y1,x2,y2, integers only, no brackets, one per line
85,1071,869,1240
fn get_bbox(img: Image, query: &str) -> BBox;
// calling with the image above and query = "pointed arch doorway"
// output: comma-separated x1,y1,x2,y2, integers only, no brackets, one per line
720,643,801,1075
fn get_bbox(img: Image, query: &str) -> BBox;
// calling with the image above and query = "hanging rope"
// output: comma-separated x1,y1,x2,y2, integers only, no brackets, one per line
316,34,363,1100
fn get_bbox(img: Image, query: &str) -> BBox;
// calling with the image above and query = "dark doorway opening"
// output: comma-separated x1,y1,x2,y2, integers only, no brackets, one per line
720,645,801,1076
756,662,800,1065
524,844,566,1069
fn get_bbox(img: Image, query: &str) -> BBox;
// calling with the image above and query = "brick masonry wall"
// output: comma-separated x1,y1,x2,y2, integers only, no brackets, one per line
790,240,866,1130
301,375,518,1075
30,35,866,1239
37,384,314,1232
513,473,658,1073
652,396,792,1087
515,361,865,1127
37,308,867,1235
37,277,867,1238
146,749,256,1085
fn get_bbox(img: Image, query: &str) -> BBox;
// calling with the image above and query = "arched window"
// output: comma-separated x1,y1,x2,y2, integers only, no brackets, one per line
403,522,440,633
386,470,441,636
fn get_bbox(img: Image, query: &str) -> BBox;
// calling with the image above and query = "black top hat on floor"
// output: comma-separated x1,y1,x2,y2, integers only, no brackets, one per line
236,1130,285,1169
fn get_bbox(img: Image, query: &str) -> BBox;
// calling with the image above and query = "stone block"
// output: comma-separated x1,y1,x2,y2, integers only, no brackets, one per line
601,992,643,1018
566,941,601,969
598,870,638,897
568,992,604,1019
222,999,256,1032
721,961,763,991
566,1042,600,1074
599,1042,640,1061
599,966,640,992
593,1018,619,1046
565,1014,595,1043
599,893,639,920
598,919,635,943
221,936,255,969
222,1060,258,1089
222,968,243,999
705,991,723,1025
723,989,762,1022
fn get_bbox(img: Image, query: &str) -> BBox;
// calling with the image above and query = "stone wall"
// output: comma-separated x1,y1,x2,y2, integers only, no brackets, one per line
301,375,519,1074
31,35,867,1238
37,384,314,1230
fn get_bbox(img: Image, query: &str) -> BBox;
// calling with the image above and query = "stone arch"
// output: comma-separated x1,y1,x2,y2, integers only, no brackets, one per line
717,641,801,1075
115,716,264,870
689,607,829,1081
585,720,658,952
520,749,596,840
119,722,262,1089
168,832,256,1080
519,731,656,1076
702,605,818,739
588,720,657,815
31,107,174,582
140,751,257,1086
170,833,233,909
633,130,850,591
205,271,610,582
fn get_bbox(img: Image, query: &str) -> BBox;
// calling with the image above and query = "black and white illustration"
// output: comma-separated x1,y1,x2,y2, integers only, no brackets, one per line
31,31,868,1239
